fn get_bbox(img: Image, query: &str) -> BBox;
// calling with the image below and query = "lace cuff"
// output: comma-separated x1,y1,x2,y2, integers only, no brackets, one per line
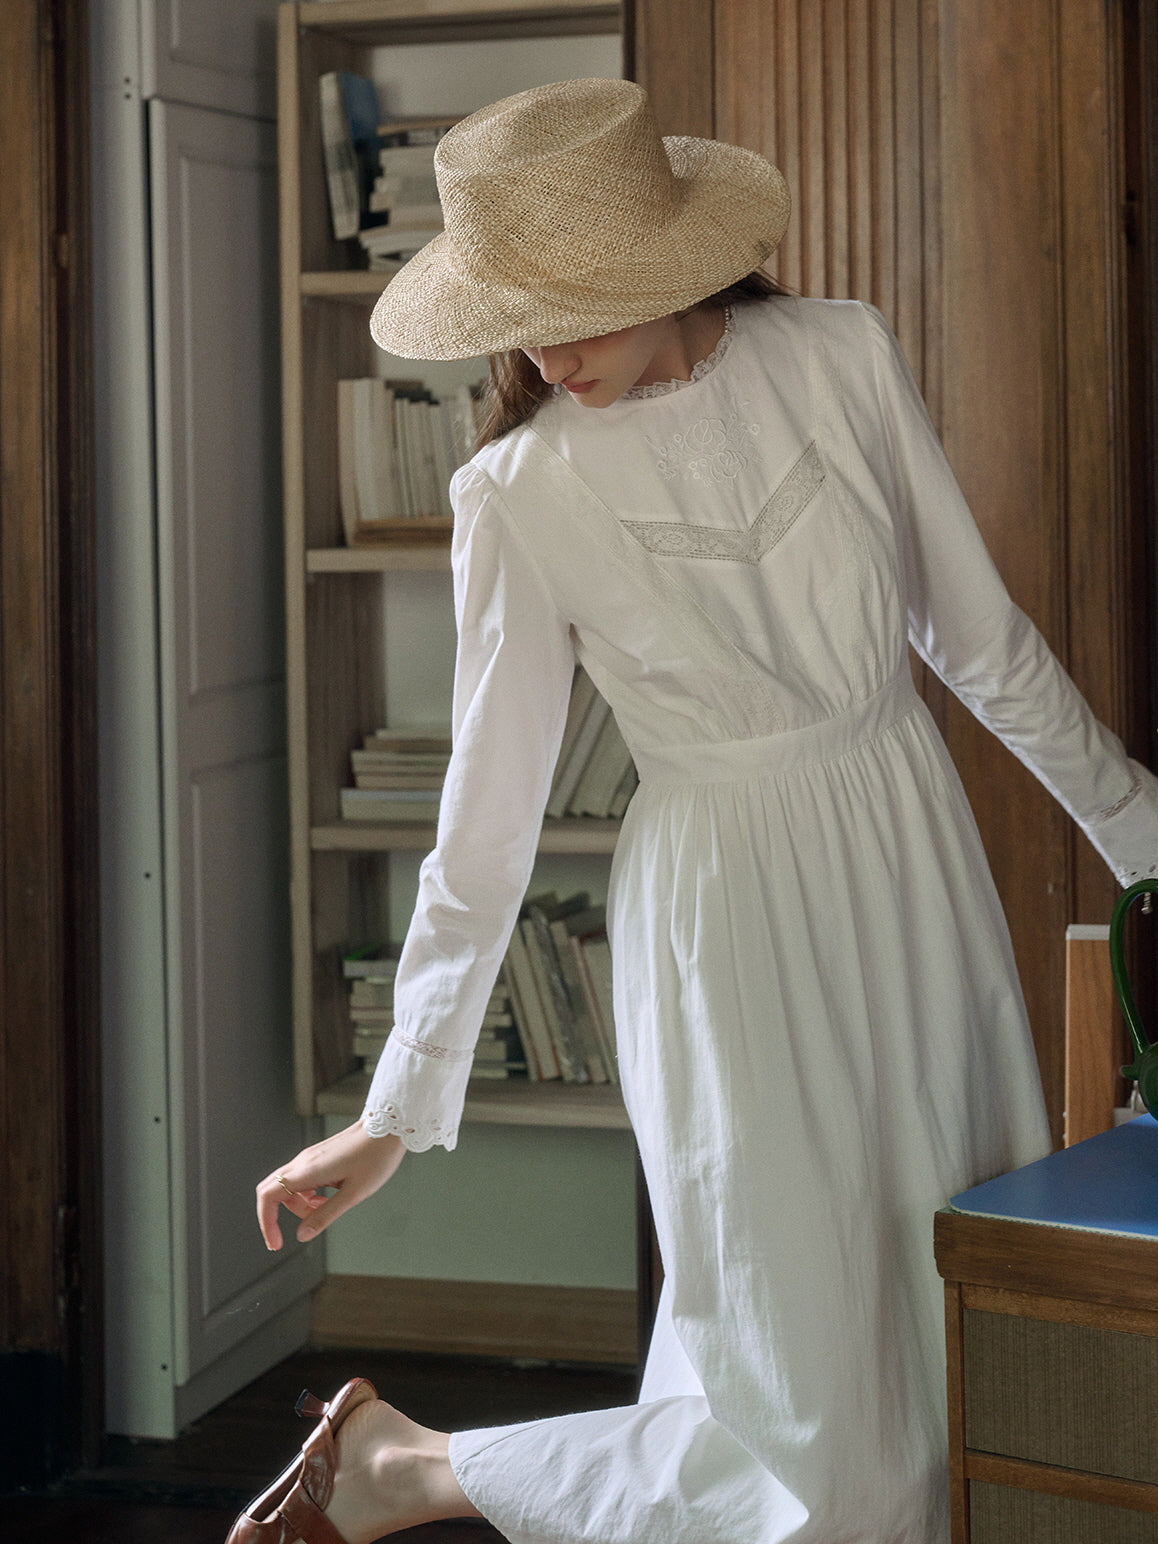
361,1103,459,1151
360,1029,473,1152
1083,759,1158,888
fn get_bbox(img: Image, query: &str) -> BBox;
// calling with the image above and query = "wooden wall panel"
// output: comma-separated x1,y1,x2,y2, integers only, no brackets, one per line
634,0,1145,1139
937,1,1070,1130
937,0,1133,1135
627,0,714,136
713,0,938,404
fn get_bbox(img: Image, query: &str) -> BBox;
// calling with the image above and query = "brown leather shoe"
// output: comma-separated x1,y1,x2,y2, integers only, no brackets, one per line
225,1377,378,1543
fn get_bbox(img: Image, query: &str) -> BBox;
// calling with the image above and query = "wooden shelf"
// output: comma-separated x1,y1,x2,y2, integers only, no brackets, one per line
301,271,391,301
307,545,452,573
311,817,622,854
296,0,619,44
317,1069,630,1129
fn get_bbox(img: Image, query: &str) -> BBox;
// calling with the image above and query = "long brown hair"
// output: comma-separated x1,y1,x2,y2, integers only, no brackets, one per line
474,270,793,450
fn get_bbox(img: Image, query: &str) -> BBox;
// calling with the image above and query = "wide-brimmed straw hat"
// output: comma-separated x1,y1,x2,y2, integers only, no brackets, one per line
369,78,790,361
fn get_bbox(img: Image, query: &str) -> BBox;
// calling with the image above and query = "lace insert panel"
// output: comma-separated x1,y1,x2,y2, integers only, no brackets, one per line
393,1032,474,1063
621,441,825,564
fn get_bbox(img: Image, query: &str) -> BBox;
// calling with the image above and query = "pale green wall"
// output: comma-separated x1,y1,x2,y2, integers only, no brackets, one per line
323,1119,637,1289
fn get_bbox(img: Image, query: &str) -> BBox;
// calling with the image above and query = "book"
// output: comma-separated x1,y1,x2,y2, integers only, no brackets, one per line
378,143,444,174
549,912,609,1083
577,932,617,1080
523,893,592,1084
568,709,635,818
336,379,362,545
350,978,394,1008
343,949,399,981
378,115,460,145
359,224,445,260
445,385,479,466
364,732,452,754
503,923,560,1080
335,382,479,543
547,691,611,818
545,668,600,818
352,772,445,791
340,788,441,822
319,73,385,241
352,379,388,523
608,762,638,819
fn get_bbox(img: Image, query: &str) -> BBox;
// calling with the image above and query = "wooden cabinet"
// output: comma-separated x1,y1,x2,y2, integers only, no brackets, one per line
936,1120,1158,1541
277,1,626,1133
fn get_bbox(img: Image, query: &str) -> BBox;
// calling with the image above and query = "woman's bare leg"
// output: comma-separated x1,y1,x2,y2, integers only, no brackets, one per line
324,1397,482,1543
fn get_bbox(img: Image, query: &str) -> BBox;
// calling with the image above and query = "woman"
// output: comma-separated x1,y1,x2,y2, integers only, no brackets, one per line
230,79,1158,1544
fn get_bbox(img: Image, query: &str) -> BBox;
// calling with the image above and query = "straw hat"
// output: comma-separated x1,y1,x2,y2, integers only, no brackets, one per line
369,78,790,361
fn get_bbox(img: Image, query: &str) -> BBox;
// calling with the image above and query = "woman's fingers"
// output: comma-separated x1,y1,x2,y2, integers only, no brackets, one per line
256,1171,321,1251
255,1123,407,1249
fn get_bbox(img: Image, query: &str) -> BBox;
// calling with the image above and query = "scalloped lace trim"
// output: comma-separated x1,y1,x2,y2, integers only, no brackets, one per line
362,1103,458,1151
622,308,734,399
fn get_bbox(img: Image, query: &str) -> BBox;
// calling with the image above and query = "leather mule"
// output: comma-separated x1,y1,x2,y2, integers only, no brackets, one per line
225,1377,378,1544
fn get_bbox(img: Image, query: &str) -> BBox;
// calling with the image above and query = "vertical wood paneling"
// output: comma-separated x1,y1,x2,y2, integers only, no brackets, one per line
628,0,714,136
1056,1,1129,933
714,0,935,392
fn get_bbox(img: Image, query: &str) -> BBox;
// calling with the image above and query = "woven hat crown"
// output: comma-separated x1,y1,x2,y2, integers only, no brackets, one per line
438,80,679,283
369,77,791,360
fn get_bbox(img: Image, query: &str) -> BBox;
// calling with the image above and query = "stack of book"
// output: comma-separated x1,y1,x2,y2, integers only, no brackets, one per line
340,731,451,824
503,892,618,1084
319,72,386,241
546,669,637,820
344,891,617,1088
359,116,457,271
347,954,526,1083
337,378,478,543
343,948,399,1049
318,72,455,263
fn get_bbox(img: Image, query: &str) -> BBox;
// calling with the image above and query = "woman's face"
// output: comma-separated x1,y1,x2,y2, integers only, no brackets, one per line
521,314,687,409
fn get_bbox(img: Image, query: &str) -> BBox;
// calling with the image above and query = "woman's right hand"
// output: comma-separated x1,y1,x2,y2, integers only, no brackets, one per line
256,1118,406,1250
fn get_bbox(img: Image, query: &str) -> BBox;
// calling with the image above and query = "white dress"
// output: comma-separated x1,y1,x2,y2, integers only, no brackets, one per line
362,298,1158,1544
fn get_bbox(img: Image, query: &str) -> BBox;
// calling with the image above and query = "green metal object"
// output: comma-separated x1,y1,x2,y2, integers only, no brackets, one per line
1113,880,1158,1115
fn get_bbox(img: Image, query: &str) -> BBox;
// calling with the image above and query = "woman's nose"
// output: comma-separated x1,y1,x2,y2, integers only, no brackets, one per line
531,344,580,384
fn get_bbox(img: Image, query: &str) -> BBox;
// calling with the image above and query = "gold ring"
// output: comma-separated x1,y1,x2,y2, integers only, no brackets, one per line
276,1175,298,1199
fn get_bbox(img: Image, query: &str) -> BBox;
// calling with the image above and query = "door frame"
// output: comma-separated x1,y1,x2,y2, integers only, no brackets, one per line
0,0,102,1486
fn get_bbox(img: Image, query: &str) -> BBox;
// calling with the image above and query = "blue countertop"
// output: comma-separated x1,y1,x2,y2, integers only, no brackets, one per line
949,1115,1158,1239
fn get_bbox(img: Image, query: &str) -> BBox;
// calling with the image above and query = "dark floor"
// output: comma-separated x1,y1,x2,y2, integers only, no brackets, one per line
1,1347,637,1543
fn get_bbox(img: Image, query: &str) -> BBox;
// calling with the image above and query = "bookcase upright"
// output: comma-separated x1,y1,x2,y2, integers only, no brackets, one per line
278,0,628,1129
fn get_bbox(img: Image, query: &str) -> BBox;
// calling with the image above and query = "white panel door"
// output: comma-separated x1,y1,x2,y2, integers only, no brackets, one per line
142,0,280,119
149,97,321,1388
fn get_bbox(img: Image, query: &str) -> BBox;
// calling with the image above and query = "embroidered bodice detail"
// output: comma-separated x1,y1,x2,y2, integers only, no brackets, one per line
648,408,762,484
622,441,825,564
622,308,735,400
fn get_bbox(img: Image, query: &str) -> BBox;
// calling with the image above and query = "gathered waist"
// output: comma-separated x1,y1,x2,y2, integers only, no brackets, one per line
632,674,924,787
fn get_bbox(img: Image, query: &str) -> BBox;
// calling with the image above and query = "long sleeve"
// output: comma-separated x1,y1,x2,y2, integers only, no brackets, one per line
863,302,1158,887
361,461,576,1150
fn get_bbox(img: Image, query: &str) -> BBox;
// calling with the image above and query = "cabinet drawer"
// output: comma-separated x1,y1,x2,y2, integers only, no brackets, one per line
971,1482,1158,1542
964,1310,1158,1483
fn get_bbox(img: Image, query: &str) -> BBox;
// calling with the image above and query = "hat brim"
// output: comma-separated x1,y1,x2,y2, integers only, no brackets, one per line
369,137,790,361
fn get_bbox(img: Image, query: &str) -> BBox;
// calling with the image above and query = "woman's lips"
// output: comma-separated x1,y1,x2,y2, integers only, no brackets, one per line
564,379,596,394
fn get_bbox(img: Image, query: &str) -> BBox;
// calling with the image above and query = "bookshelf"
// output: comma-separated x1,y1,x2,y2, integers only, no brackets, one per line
278,1,626,1125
